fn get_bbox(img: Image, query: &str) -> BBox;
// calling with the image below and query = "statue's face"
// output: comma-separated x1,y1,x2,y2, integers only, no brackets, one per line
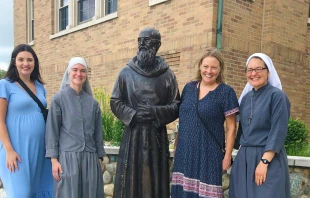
138,29,159,52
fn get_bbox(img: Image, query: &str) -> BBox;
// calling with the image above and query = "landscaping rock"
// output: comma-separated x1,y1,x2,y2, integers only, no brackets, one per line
223,189,229,198
103,171,112,184
222,173,230,190
103,156,110,165
304,184,310,195
104,184,114,196
106,162,117,174
0,188,6,198
290,173,306,197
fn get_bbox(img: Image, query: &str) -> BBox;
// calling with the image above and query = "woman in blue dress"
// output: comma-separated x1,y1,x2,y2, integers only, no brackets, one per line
229,53,291,198
171,48,239,198
0,44,53,197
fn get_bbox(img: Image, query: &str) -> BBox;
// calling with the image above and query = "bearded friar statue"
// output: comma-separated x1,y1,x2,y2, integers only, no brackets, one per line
110,28,180,198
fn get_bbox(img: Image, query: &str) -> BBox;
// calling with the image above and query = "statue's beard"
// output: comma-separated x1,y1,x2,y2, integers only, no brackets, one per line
136,48,156,72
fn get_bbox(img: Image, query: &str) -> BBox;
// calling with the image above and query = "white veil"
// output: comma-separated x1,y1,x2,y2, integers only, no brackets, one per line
59,57,93,96
238,53,282,104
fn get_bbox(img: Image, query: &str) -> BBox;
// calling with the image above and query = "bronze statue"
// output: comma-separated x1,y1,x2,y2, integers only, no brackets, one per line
111,28,180,198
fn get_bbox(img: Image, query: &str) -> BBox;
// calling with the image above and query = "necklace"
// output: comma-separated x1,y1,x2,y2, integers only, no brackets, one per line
248,87,267,125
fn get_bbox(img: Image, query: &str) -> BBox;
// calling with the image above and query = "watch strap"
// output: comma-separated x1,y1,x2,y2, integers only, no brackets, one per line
260,158,270,164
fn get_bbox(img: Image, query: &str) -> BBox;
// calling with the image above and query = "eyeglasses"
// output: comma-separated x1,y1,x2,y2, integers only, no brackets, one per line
138,37,158,44
245,67,267,74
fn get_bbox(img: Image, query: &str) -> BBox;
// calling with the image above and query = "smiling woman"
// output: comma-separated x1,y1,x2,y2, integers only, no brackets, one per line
171,48,239,198
45,57,105,198
0,44,53,197
230,53,291,198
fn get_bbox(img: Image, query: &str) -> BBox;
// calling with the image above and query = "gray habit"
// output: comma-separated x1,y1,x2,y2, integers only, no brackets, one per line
45,86,105,198
230,83,291,198
111,56,180,198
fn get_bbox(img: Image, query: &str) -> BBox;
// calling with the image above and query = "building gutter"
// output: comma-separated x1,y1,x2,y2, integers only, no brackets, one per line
216,0,224,51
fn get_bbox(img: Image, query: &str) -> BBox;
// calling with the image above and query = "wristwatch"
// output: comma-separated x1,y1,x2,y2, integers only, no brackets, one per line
260,159,271,165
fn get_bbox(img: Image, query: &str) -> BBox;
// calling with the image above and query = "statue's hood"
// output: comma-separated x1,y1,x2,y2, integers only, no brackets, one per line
127,56,169,77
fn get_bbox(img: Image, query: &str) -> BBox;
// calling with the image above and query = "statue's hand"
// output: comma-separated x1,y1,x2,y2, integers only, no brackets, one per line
134,105,156,123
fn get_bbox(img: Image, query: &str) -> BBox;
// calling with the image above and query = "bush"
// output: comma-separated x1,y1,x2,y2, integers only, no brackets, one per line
93,87,124,146
0,69,6,79
285,117,310,156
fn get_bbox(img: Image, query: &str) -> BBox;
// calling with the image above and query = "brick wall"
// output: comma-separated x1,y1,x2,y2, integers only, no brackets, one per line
14,0,310,129
221,0,310,128
14,0,218,100
14,0,27,43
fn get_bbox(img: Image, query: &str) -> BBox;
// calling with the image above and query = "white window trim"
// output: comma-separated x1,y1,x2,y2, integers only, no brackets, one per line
52,0,117,39
50,12,117,39
308,18,310,24
27,0,34,43
149,0,169,6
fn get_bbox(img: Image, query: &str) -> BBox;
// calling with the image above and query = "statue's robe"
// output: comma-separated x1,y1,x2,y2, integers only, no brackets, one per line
111,56,180,198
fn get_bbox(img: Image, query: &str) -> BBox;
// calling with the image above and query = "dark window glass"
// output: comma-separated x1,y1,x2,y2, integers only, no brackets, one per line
78,0,95,23
106,0,117,14
59,5,68,31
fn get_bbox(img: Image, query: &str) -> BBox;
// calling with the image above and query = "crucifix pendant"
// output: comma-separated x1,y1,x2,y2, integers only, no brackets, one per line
248,114,252,125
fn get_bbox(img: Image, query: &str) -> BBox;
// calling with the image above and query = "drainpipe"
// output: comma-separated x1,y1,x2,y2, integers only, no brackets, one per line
216,0,224,52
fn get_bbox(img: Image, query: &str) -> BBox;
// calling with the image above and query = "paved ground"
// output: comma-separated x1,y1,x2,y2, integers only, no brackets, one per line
0,189,6,198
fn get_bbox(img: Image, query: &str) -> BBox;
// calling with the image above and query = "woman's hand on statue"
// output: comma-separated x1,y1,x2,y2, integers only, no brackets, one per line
6,149,22,172
255,161,268,186
51,158,63,181
222,155,232,171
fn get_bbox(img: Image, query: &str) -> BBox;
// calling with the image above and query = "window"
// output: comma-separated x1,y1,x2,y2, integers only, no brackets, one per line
27,0,34,43
52,0,118,39
59,0,69,31
78,0,95,24
106,0,117,15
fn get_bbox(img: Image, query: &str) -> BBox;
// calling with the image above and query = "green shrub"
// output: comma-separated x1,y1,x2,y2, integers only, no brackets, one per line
112,119,125,146
101,111,115,142
285,117,309,156
93,87,124,145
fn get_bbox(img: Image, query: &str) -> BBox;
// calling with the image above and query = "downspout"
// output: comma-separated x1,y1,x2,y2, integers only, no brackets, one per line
216,0,224,52
261,0,266,52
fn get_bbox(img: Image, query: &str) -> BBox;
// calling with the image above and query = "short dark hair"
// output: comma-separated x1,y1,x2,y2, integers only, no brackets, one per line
4,44,44,84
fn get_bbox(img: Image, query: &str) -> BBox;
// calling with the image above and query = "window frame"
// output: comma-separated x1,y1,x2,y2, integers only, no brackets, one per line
51,0,118,39
27,0,35,45
149,0,169,6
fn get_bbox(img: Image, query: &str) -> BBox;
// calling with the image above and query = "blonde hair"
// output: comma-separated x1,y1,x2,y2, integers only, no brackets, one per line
194,47,225,83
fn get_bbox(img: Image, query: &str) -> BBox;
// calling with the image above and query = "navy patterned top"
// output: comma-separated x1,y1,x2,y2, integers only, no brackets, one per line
172,81,239,198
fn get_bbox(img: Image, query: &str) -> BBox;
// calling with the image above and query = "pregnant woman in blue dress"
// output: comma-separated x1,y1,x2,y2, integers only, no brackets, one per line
0,44,53,197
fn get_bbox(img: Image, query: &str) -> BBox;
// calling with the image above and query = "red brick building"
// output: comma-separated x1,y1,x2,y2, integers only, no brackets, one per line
14,0,310,129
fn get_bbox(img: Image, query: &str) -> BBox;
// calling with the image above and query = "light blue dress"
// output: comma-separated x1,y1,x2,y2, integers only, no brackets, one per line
0,79,53,198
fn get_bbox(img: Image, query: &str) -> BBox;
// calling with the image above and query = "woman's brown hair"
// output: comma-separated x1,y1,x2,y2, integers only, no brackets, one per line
194,47,225,83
